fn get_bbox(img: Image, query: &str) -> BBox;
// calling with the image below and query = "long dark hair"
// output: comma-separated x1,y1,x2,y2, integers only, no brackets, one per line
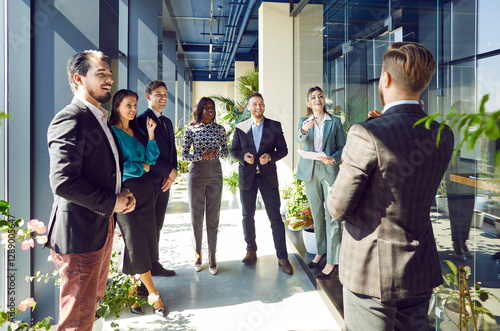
191,97,216,125
109,89,147,146
306,86,331,116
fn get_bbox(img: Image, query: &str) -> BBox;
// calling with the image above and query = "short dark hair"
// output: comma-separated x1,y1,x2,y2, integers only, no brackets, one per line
191,97,215,125
67,50,108,94
109,89,146,146
247,92,264,103
145,80,167,96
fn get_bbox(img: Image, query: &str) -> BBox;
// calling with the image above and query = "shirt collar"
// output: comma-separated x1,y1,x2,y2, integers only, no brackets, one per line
251,117,264,127
149,107,163,118
76,96,108,122
382,100,420,113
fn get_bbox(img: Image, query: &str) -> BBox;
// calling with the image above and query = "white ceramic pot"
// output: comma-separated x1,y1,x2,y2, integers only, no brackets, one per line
435,195,448,213
471,211,484,229
302,227,317,255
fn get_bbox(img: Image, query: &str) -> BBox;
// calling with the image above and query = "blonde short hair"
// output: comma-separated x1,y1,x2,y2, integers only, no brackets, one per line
382,42,436,94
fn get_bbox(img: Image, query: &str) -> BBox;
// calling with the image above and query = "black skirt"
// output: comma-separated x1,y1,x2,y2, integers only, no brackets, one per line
116,173,158,275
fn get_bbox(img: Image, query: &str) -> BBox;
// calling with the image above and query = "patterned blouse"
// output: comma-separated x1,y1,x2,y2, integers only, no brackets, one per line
181,121,229,162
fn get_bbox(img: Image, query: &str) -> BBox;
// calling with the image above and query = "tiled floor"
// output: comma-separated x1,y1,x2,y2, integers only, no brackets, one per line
103,175,341,331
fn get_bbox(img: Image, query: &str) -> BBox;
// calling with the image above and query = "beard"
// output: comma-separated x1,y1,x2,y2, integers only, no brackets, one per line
90,90,112,105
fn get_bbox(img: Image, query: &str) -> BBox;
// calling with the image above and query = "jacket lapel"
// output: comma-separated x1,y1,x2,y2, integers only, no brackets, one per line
322,118,333,151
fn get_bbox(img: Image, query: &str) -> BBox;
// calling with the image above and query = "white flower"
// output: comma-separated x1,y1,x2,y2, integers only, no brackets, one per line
47,255,52,262
148,293,159,305
133,274,141,280
36,236,48,245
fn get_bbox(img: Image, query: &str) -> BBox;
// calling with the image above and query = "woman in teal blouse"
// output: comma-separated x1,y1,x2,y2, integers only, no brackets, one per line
110,89,165,317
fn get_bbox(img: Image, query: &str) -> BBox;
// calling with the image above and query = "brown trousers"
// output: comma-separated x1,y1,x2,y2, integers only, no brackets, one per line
51,216,114,331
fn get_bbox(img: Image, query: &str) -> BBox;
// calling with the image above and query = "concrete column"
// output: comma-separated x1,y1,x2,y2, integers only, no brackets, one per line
293,4,324,169
177,54,185,128
163,31,177,123
234,61,255,103
128,0,160,111
259,2,294,182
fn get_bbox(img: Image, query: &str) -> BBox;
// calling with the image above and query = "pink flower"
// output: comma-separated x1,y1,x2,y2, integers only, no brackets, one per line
27,219,46,235
19,298,35,312
21,238,34,250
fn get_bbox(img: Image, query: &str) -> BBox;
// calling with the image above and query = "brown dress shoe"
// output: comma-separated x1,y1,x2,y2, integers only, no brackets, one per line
278,258,293,275
242,250,257,264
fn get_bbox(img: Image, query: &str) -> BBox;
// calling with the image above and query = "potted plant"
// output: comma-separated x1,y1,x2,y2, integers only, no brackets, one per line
284,176,308,231
435,178,448,213
223,171,239,195
435,260,500,330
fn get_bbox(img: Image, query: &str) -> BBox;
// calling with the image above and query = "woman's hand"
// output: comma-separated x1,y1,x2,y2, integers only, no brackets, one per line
143,163,150,172
146,116,157,140
301,118,315,133
201,148,217,160
368,110,382,118
318,156,336,165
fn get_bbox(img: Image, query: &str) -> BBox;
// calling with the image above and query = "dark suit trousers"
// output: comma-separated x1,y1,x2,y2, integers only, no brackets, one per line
240,174,288,259
153,189,170,264
51,216,114,331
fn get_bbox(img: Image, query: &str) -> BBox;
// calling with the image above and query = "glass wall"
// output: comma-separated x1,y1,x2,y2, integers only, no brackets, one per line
294,0,500,328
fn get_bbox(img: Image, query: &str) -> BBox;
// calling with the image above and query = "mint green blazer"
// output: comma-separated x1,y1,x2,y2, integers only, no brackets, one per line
295,115,346,185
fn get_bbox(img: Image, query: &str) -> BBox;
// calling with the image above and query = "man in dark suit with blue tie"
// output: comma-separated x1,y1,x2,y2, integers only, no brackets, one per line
230,93,292,275
47,50,136,330
137,80,177,277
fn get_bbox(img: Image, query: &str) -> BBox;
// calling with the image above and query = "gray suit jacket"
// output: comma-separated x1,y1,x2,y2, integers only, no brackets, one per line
230,117,288,190
295,115,345,185
327,104,454,301
46,97,122,254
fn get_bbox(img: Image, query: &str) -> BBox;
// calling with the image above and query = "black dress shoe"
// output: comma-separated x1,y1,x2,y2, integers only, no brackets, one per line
129,305,144,315
151,263,176,277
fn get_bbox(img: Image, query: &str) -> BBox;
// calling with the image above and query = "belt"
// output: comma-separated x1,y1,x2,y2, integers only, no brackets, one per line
255,169,260,174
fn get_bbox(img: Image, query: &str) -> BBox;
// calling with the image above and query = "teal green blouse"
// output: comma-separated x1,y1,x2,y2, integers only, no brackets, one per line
111,126,160,181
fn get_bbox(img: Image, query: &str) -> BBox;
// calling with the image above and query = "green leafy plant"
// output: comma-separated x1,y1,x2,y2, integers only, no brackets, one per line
436,260,500,330
175,126,190,173
280,181,294,200
437,178,447,198
236,69,258,99
414,94,500,168
95,251,146,320
284,175,313,230
223,171,239,194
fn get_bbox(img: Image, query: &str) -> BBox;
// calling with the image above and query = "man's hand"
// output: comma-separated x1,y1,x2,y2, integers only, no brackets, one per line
244,152,255,164
368,110,382,118
113,189,135,213
169,168,178,181
259,153,271,165
161,176,173,192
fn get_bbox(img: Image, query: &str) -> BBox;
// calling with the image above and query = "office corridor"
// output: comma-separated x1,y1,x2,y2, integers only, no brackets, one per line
103,174,340,331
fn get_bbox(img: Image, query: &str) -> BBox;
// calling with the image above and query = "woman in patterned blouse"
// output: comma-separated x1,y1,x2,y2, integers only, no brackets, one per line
181,97,228,275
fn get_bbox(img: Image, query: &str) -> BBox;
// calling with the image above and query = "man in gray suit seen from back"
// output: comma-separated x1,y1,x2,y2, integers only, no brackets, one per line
327,42,454,330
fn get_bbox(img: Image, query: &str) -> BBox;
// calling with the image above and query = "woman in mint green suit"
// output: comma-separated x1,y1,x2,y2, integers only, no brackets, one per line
295,86,345,278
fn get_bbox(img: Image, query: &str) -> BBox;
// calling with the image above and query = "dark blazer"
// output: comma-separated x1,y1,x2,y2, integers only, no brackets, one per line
327,104,454,301
230,117,288,190
46,97,123,254
137,109,178,193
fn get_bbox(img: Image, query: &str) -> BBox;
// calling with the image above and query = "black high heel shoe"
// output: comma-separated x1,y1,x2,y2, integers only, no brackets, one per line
129,302,144,315
308,255,325,268
316,265,338,279
152,294,167,318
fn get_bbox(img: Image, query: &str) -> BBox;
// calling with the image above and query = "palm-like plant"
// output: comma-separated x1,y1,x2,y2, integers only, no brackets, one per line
236,69,258,99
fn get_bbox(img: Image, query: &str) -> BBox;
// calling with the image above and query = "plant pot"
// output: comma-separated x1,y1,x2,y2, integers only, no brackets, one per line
92,316,104,331
302,227,317,255
471,211,484,229
435,195,448,213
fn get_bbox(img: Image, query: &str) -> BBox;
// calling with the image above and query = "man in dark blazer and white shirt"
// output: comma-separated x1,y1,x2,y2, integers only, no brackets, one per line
230,92,293,275
327,42,454,330
137,80,178,277
47,50,135,330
